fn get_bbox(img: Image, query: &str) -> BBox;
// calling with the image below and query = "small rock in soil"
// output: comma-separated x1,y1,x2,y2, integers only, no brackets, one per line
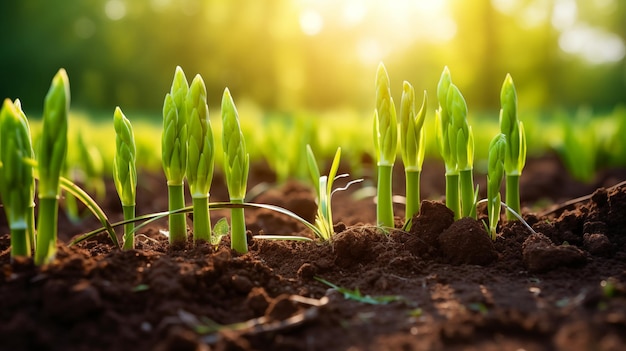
265,294,299,321
522,232,587,273
583,221,607,235
231,274,254,294
583,233,613,257
438,217,498,266
296,262,316,280
246,287,270,316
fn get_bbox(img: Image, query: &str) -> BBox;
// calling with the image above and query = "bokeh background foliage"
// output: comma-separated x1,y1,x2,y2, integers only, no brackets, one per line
1,0,625,115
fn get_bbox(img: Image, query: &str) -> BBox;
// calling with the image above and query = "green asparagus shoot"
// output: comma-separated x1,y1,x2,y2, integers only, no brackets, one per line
221,88,250,254
0,99,35,258
499,74,526,220
373,62,398,228
113,107,137,250
399,82,427,223
435,67,459,218
448,84,476,218
487,134,506,240
12,99,36,251
162,66,189,246
186,74,215,244
35,68,70,265
436,67,476,219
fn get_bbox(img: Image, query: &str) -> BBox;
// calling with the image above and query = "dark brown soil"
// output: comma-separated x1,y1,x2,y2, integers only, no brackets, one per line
2,154,626,351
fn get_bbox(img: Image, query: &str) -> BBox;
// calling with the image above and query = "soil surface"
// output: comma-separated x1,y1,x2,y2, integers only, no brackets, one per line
2,154,626,351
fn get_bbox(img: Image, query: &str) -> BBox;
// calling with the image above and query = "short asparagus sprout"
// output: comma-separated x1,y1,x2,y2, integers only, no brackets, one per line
162,66,189,246
113,107,137,250
221,88,250,254
35,68,70,265
487,134,506,240
499,74,526,220
0,99,35,258
306,145,361,241
436,67,476,219
186,74,215,245
400,82,427,223
13,99,36,251
373,62,398,228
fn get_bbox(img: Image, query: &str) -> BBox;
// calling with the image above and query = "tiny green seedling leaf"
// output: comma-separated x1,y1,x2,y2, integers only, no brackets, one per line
210,217,229,246
132,284,150,292
315,277,402,305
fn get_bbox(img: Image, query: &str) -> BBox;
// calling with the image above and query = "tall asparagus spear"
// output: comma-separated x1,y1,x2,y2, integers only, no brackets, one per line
35,69,70,264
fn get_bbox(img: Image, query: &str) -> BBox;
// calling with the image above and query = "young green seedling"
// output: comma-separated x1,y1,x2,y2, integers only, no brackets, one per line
221,88,250,254
306,145,361,241
487,134,506,240
113,107,137,250
436,67,476,219
0,99,35,258
35,69,70,265
436,67,459,218
399,82,427,223
307,145,338,241
373,62,397,228
162,66,189,246
499,74,526,220
448,84,476,219
186,74,215,244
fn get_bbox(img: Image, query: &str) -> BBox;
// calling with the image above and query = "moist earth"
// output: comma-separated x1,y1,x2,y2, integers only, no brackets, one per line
1,154,626,351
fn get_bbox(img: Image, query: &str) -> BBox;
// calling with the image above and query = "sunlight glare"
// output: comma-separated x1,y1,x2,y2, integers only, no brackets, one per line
104,0,127,21
342,0,367,26
300,9,324,36
296,0,455,63
551,0,577,30
520,0,550,28
491,0,519,14
357,38,383,65
559,24,626,64
150,0,171,13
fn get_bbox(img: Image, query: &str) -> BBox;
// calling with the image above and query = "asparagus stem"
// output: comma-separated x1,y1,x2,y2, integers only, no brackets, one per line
377,164,394,227
192,196,211,244
27,206,35,252
405,169,421,222
10,227,29,258
445,173,461,220
488,194,501,240
459,169,476,218
167,183,187,245
35,197,59,265
230,198,247,253
113,106,137,250
487,134,506,240
121,204,135,250
506,174,521,220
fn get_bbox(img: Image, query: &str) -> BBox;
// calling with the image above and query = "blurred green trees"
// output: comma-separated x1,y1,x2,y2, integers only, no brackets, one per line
0,0,624,114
